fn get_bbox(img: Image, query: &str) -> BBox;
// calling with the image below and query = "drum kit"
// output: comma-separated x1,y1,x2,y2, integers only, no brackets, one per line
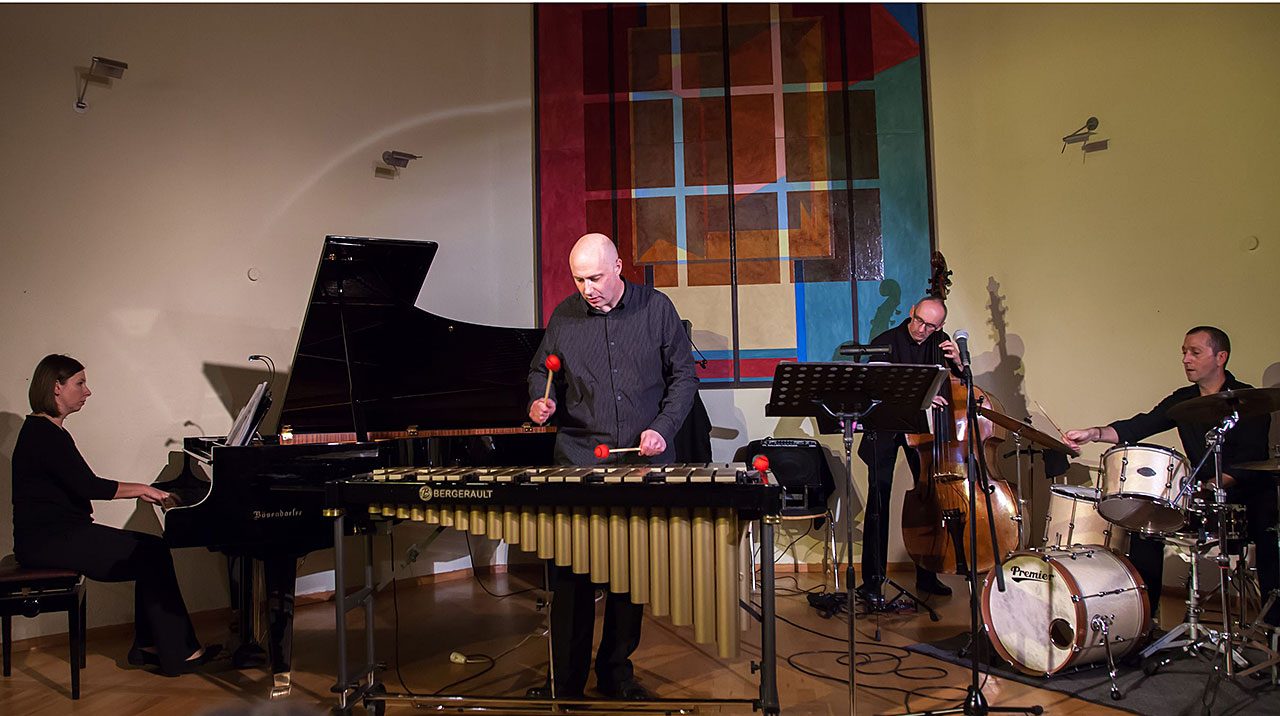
977,387,1280,704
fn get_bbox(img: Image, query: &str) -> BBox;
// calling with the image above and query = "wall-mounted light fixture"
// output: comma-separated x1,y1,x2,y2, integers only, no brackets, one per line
1061,116,1108,155
381,150,422,169
74,56,129,113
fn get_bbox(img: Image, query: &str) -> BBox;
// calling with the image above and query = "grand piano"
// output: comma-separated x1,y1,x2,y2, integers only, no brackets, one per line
157,236,557,691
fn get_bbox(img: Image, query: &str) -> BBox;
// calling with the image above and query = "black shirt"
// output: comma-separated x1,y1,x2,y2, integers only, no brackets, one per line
852,319,959,449
867,318,956,368
1109,371,1271,498
528,280,699,466
11,415,118,546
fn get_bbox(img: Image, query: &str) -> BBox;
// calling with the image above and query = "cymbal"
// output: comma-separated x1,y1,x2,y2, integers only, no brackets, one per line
1230,457,1280,472
1166,387,1280,423
976,405,1079,456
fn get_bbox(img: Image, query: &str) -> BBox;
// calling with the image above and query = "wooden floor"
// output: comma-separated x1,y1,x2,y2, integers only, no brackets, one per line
0,567,1159,716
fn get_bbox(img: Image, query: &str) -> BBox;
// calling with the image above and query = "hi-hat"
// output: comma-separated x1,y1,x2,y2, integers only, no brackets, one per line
977,405,1078,456
1166,387,1280,423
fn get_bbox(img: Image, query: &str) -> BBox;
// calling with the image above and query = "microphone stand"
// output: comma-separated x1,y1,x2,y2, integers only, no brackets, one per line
901,360,1042,716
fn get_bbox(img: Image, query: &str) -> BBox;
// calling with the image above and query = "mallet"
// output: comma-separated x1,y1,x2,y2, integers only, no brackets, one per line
541,354,561,402
594,443,642,459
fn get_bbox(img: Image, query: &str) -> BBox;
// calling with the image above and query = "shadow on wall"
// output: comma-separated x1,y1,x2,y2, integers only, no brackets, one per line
0,411,26,557
202,362,287,434
1265,362,1280,448
869,279,904,341
970,277,1059,546
832,278,903,361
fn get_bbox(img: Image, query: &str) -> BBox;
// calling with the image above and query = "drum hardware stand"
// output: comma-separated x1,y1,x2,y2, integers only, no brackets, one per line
766,361,948,716
1142,411,1280,689
997,436,1029,549
900,362,1041,716
1089,614,1124,701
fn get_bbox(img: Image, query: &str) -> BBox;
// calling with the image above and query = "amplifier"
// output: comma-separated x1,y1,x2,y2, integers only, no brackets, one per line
738,438,834,517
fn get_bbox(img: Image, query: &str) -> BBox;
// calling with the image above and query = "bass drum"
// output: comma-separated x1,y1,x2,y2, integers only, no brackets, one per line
982,547,1150,676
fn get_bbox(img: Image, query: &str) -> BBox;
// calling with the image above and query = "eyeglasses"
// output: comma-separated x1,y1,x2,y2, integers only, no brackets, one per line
910,314,942,333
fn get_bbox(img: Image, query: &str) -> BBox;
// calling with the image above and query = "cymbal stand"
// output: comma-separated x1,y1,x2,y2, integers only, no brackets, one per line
899,365,1041,716
1000,435,1032,550
1144,411,1280,685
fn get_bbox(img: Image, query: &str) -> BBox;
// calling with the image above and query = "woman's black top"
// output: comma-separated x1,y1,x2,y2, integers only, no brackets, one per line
11,415,118,547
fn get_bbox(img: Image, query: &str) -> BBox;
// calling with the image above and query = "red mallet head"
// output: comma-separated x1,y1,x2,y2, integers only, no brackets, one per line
544,354,561,372
594,444,610,459
752,455,770,473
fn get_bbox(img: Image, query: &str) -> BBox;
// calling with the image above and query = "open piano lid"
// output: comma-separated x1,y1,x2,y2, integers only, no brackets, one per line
277,236,545,438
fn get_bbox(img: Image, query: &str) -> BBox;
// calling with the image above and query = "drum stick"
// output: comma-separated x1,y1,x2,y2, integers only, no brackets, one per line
1033,398,1069,441
542,354,561,402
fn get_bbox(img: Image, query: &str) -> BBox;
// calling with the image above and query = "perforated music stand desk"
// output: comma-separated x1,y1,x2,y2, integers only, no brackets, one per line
764,361,946,716
765,361,945,432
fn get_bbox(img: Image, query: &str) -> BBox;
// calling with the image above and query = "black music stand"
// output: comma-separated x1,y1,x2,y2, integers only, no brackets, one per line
767,361,947,716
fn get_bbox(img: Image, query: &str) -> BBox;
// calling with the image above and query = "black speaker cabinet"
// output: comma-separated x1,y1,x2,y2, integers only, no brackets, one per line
736,437,835,517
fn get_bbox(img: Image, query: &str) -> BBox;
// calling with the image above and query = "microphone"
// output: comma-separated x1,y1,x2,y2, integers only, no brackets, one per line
449,651,486,664
953,330,971,370
837,344,891,357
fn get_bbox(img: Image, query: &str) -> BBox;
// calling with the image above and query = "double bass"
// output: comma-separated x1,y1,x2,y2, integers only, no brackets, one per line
900,253,1021,575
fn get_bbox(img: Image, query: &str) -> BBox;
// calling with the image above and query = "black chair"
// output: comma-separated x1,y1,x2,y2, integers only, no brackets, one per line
0,555,87,699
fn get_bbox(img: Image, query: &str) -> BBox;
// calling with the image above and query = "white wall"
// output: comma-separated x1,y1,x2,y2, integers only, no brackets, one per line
0,4,535,640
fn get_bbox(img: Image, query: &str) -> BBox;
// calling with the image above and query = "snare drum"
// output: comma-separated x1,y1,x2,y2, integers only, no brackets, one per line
1096,444,1190,534
982,546,1150,676
1042,484,1129,553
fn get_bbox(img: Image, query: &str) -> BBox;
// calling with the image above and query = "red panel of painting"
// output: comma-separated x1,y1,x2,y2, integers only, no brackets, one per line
630,100,675,188
697,357,792,381
538,5,593,323
726,5,773,86
871,4,920,74
780,15,825,84
682,98,728,186
730,94,778,184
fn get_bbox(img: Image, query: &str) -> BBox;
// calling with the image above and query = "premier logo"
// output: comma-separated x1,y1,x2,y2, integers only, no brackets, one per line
418,486,495,502
1010,566,1052,584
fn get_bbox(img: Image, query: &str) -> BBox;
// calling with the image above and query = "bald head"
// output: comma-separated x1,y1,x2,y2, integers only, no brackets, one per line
569,233,625,312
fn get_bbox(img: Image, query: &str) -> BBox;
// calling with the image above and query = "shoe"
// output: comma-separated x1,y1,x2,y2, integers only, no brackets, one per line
915,575,952,597
525,683,584,700
598,678,652,700
855,583,885,607
127,647,160,667
159,644,223,676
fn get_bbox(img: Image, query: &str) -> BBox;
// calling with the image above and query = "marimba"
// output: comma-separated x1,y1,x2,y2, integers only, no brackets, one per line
323,463,784,714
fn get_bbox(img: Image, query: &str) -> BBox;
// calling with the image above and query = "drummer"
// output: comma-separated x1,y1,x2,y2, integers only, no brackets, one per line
1064,326,1276,626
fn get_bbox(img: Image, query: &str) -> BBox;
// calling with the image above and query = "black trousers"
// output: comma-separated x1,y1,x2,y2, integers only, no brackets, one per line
1126,495,1280,625
857,431,936,588
15,523,201,674
547,564,644,695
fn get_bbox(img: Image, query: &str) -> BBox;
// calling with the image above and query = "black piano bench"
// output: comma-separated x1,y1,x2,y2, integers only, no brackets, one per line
0,555,88,699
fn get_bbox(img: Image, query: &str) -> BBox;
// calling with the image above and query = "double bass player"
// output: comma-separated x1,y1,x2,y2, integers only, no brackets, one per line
855,296,962,605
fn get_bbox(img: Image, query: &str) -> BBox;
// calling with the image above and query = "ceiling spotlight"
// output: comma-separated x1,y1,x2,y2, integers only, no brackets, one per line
381,150,422,169
75,56,129,113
